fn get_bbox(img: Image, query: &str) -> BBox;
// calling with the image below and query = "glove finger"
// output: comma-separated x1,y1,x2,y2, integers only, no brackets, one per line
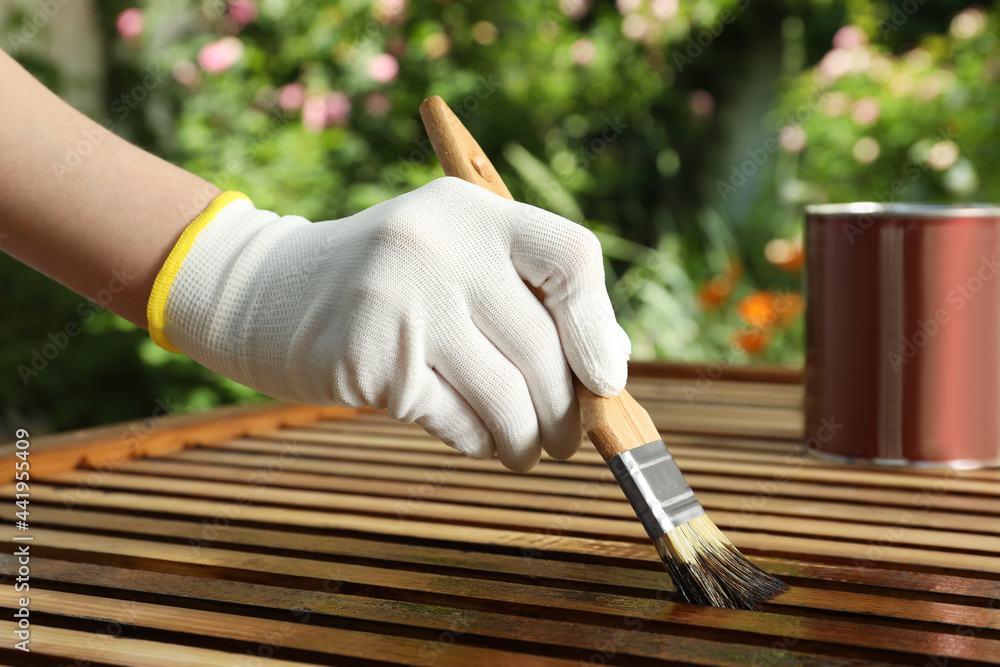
471,271,582,461
338,320,495,460
431,319,541,472
506,204,630,397
410,368,496,460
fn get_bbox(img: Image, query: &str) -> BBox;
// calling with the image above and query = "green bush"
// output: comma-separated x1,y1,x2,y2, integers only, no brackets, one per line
775,7,998,206
2,0,985,432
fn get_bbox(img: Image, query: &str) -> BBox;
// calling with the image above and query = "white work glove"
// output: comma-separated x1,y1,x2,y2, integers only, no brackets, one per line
147,177,631,471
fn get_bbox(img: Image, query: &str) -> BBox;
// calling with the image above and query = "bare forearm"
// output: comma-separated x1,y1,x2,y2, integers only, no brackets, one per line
0,50,220,327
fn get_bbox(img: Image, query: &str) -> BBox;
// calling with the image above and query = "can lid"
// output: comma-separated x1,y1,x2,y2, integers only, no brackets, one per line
805,202,1000,217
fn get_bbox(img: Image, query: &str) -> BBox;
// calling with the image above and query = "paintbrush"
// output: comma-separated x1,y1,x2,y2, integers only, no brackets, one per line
419,95,787,610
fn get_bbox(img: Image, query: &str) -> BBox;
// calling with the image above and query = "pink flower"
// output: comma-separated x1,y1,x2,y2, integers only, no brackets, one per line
853,137,880,164
832,25,867,50
926,140,959,171
278,83,305,111
325,92,351,126
374,0,408,25
570,39,596,65
867,54,894,82
301,92,352,132
951,8,986,39
302,96,328,133
851,97,880,126
621,14,649,41
560,0,590,21
689,90,714,118
172,60,200,87
116,8,144,41
818,48,852,80
651,0,678,20
367,54,399,84
197,37,244,73
903,47,932,71
779,126,807,153
819,91,850,117
228,0,258,26
915,70,955,100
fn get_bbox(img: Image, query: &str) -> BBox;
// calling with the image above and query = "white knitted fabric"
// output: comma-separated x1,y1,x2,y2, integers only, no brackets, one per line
162,178,631,471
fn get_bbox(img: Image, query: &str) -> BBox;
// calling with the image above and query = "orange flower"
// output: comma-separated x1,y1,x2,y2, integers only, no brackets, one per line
733,328,770,354
776,293,804,327
737,291,805,330
698,276,732,309
698,257,744,310
764,237,804,272
737,292,779,330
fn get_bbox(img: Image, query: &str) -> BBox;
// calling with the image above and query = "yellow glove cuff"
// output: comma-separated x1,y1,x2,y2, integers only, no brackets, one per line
146,191,252,353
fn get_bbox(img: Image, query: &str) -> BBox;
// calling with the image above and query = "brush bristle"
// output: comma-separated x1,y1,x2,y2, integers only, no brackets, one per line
653,514,787,610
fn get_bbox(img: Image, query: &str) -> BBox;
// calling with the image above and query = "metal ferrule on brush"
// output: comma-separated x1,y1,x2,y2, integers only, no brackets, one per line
608,439,705,540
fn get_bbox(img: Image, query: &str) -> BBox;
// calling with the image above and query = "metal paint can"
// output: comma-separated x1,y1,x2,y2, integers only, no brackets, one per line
805,203,1000,468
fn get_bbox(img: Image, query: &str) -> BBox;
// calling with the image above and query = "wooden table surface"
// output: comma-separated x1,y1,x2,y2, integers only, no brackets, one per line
1,365,999,666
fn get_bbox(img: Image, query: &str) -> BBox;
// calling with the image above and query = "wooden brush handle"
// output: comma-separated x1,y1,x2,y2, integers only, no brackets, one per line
419,96,660,461
418,96,513,200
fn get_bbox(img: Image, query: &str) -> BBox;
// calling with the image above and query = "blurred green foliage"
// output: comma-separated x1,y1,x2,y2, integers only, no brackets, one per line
776,7,998,204
1,0,992,433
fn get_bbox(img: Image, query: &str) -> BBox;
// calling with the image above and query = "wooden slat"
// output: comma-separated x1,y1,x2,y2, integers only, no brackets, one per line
0,621,309,667
297,420,1000,484
6,529,1000,663
17,506,1000,620
176,439,1000,500
14,481,1000,578
4,558,878,667
0,586,581,667
8,506,668,591
625,376,803,409
34,469,1000,561
0,401,359,479
306,420,806,454
7,365,1000,666
107,458,1000,535
626,360,802,384
216,428,1000,488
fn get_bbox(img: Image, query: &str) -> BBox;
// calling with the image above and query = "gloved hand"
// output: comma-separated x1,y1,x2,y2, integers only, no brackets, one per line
147,177,631,471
